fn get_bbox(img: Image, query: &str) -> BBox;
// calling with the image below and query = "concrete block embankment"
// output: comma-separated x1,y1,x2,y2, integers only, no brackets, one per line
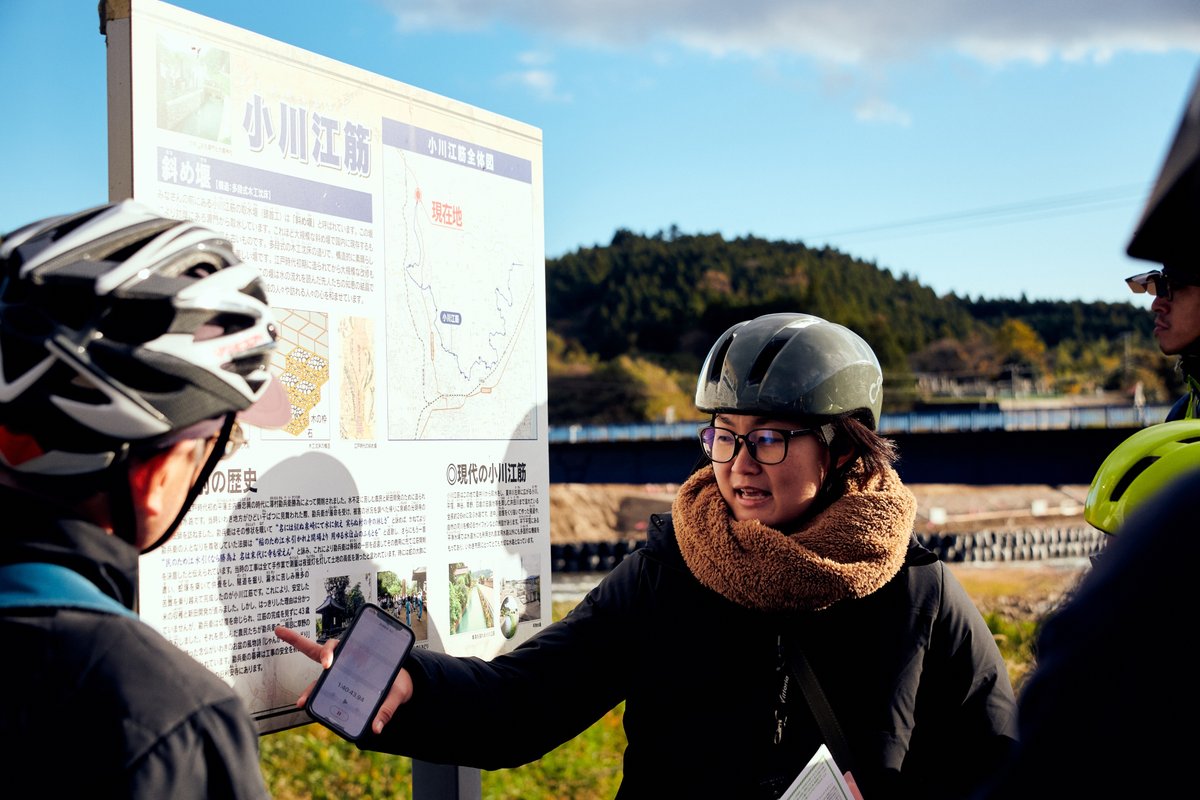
549,526,1106,574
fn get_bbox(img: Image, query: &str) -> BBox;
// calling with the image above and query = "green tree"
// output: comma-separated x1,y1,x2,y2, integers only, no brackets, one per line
543,228,1158,422
347,582,365,617
324,576,349,605
378,571,403,599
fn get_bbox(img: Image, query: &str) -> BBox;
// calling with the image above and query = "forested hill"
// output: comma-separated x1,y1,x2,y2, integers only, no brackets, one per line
544,229,1169,425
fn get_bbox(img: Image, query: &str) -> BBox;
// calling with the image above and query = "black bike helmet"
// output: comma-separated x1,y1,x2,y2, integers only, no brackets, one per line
0,200,283,476
1127,68,1200,265
695,312,883,429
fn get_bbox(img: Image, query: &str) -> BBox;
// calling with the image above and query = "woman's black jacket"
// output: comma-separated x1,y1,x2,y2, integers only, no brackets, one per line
365,513,1017,798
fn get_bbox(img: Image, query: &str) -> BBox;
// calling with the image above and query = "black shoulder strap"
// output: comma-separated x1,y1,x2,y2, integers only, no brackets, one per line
0,562,137,618
784,635,856,775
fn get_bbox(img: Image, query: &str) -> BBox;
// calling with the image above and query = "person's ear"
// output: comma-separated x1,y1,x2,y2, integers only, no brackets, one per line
127,440,197,518
821,430,855,471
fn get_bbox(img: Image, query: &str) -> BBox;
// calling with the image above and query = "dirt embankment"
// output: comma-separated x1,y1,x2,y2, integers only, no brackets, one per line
549,483,1094,543
549,483,678,544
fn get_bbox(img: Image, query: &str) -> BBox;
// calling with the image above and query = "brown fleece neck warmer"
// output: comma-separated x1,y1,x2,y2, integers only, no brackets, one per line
673,465,916,612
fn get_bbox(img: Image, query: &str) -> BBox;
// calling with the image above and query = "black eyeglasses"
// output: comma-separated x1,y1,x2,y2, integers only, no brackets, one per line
697,425,816,465
1126,270,1198,301
204,421,246,462
221,421,247,460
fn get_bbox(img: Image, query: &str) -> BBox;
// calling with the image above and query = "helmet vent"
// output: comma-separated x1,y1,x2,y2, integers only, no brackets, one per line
1110,456,1157,502
32,208,109,257
107,237,155,265
746,332,796,386
51,287,102,331
206,311,255,336
168,253,229,280
91,345,187,394
100,298,174,344
62,374,110,404
706,335,734,386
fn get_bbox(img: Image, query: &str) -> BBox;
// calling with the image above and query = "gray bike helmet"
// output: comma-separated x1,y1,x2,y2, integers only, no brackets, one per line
695,312,883,429
0,200,284,476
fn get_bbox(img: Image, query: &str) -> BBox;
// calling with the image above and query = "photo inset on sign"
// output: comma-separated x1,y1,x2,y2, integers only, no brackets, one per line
498,555,542,639
377,568,429,644
314,573,367,644
155,33,232,143
448,561,494,636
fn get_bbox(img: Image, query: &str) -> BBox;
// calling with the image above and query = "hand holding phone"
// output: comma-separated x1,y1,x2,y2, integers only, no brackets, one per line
304,603,415,740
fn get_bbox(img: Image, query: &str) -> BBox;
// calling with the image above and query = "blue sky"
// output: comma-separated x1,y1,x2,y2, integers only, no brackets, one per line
3,0,1199,304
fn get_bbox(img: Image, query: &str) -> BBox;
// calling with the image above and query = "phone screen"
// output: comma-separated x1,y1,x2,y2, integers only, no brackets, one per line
305,603,415,740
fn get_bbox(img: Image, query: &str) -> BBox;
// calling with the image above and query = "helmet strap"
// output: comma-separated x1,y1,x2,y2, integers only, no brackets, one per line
1186,373,1200,420
107,454,140,551
139,413,234,555
1180,352,1200,381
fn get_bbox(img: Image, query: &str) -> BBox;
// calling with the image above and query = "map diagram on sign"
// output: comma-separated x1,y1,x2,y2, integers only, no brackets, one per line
338,316,376,440
381,120,539,441
265,308,331,440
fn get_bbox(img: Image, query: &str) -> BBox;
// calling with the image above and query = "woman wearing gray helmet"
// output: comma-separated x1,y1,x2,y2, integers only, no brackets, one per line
280,311,1016,799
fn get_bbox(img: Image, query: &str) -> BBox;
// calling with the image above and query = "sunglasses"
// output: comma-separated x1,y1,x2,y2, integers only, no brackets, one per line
1126,269,1199,301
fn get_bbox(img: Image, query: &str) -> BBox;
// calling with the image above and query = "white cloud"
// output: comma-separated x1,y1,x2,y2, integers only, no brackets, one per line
517,51,548,66
500,68,573,102
855,97,912,127
379,0,1200,65
380,0,1198,120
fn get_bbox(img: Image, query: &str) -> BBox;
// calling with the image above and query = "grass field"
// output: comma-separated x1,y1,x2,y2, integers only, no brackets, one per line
261,599,625,799
260,564,1087,798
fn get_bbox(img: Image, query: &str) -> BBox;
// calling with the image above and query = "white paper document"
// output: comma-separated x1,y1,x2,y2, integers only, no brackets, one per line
779,744,857,800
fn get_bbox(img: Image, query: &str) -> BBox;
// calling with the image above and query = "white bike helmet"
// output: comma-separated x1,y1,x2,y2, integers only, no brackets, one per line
0,200,283,476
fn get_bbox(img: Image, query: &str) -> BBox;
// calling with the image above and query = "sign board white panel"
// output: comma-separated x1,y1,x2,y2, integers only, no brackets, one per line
107,0,548,734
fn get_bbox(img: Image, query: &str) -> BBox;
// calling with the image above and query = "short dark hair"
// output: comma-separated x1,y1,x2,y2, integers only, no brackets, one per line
827,413,899,488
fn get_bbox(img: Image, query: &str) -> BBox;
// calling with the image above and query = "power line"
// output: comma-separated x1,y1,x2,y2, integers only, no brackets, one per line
808,182,1149,243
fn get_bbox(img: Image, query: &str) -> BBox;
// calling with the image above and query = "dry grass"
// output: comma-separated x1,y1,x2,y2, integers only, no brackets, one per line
949,561,1089,688
949,562,1087,618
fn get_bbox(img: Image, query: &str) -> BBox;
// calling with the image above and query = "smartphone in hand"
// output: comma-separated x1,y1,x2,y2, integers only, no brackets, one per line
305,602,415,741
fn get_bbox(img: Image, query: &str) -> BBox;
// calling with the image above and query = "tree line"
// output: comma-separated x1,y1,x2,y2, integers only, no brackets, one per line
545,228,1177,424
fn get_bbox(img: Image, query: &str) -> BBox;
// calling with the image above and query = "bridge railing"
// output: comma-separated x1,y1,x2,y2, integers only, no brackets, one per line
547,404,1172,444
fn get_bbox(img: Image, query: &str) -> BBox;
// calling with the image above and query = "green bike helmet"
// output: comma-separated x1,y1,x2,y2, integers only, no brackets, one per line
695,312,883,429
1085,420,1200,534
